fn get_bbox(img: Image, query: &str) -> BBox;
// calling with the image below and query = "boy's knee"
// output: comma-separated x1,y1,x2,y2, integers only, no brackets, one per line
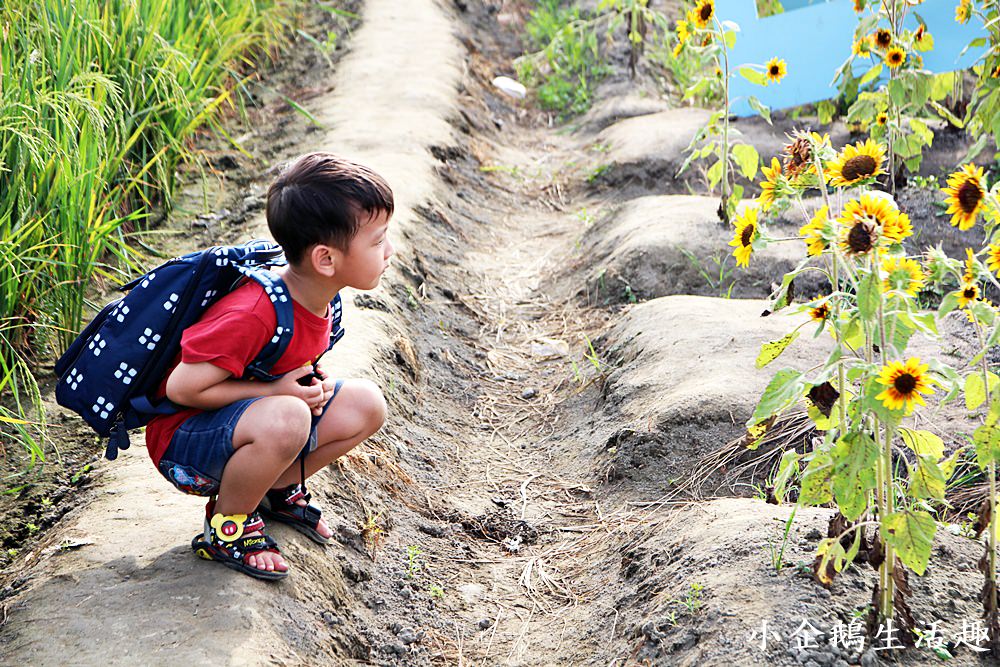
356,379,387,432
256,396,312,453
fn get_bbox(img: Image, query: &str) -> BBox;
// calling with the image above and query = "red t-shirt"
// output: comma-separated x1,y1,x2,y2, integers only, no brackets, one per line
144,280,333,466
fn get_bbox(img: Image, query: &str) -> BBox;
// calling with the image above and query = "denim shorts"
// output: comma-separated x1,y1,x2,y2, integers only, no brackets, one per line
157,379,345,496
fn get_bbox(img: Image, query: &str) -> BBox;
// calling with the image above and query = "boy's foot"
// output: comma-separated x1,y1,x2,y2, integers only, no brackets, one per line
191,508,289,580
258,484,333,544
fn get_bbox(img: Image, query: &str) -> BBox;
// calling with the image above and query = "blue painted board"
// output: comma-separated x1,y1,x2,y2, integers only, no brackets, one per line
719,0,986,116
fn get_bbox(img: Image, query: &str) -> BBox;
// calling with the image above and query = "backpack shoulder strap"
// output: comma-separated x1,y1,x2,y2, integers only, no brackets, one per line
327,292,346,352
240,267,295,379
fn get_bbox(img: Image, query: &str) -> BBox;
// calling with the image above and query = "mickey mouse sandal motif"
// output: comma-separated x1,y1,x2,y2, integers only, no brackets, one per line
257,483,330,545
191,503,288,581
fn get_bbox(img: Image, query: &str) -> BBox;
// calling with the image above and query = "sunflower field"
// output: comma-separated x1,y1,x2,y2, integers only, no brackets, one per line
0,0,297,469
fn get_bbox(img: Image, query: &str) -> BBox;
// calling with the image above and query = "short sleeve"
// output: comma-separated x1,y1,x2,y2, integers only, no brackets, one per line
180,309,272,378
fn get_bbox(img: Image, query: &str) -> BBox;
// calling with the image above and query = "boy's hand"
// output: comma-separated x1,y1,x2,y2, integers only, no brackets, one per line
271,366,325,410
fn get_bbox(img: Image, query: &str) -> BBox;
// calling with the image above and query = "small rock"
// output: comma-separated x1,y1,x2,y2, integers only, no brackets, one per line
320,611,342,625
805,528,823,540
478,618,492,630
418,523,447,538
803,660,820,667
399,587,412,601
398,628,419,645
860,648,879,667
386,643,407,655
833,660,850,667
390,622,402,633
521,387,538,399
242,195,264,211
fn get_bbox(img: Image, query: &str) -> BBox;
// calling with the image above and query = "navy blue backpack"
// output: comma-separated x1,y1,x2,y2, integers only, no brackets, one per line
54,239,345,461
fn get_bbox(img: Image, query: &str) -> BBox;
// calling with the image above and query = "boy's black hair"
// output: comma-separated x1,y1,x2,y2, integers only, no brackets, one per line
266,152,394,264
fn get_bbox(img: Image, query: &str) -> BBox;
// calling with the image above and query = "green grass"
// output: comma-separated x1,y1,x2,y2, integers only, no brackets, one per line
0,0,303,475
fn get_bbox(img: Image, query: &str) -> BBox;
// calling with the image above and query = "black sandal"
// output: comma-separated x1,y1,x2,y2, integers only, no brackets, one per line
258,483,330,545
191,503,288,581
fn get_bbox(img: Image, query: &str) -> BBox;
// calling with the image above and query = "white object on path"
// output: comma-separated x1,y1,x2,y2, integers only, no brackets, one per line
492,75,526,100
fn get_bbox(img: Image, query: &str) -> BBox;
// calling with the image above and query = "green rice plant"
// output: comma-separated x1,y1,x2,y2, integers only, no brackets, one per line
0,0,301,480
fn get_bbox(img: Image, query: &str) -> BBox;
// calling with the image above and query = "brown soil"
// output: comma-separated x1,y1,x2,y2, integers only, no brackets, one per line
3,1,1000,666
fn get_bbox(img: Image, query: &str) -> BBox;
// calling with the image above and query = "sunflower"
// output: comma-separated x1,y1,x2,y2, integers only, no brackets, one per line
965,300,996,324
729,207,758,268
881,256,925,296
693,0,714,28
765,58,787,85
874,28,893,49
876,112,888,126
986,243,1000,274
875,357,935,411
853,0,865,12
943,163,987,231
672,41,684,57
758,157,782,210
956,0,971,24
957,282,980,307
782,131,828,179
963,247,978,283
826,139,885,188
882,210,912,245
852,39,871,56
676,19,691,43
809,300,831,322
991,64,1000,79
799,205,830,256
838,194,902,255
885,46,906,69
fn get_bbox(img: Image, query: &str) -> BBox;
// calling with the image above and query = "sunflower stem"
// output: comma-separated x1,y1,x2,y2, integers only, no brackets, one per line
715,15,731,223
974,312,999,641
873,248,896,629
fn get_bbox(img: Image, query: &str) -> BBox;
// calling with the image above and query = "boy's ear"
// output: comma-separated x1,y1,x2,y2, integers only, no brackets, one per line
309,243,340,277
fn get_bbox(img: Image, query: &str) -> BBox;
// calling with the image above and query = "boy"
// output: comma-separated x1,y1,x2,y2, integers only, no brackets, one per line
145,153,395,580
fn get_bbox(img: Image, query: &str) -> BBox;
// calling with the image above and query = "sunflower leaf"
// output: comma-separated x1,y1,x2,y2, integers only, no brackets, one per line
857,272,880,321
965,372,999,410
772,449,800,504
882,509,936,575
751,369,805,424
908,455,947,500
831,432,878,520
747,96,772,124
732,143,759,181
800,448,834,506
859,62,883,87
738,65,766,86
755,330,799,369
973,422,1000,469
899,428,945,459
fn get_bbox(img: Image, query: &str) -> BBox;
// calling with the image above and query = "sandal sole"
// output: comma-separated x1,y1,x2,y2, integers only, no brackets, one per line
258,507,331,545
190,534,289,581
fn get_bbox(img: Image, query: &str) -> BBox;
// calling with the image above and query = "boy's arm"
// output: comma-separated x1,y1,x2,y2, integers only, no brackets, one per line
166,361,324,411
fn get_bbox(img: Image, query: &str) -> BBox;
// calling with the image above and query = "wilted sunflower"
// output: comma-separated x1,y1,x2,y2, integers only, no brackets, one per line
799,205,830,256
782,131,828,178
729,207,758,267
874,28,893,49
765,58,787,85
826,139,885,188
875,112,888,126
885,46,906,69
956,281,980,307
881,256,925,296
943,163,986,231
809,300,831,322
853,0,865,12
875,357,934,411
838,194,900,255
956,0,971,24
758,157,782,210
693,0,714,28
986,243,1000,274
963,247,979,283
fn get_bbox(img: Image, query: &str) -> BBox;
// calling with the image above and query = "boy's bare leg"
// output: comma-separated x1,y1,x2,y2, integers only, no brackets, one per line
215,395,313,573
269,379,388,539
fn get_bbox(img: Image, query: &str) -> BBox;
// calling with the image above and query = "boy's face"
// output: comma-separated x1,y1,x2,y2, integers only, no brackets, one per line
331,209,394,290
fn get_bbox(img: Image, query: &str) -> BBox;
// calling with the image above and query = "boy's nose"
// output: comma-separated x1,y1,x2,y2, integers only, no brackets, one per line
385,238,395,260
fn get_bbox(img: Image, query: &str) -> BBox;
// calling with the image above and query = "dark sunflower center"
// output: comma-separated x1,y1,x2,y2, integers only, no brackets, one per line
841,155,877,181
700,4,712,20
740,224,754,247
847,222,874,253
769,64,780,76
964,287,977,299
893,373,916,394
814,305,829,319
877,31,891,47
958,180,983,213
889,51,902,63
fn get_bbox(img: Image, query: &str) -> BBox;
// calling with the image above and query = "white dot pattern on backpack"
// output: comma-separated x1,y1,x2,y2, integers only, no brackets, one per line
88,334,107,356
114,362,137,385
140,272,156,289
66,368,83,390
92,396,115,420
113,305,130,323
201,289,217,307
162,293,179,311
138,328,161,350
270,326,285,344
